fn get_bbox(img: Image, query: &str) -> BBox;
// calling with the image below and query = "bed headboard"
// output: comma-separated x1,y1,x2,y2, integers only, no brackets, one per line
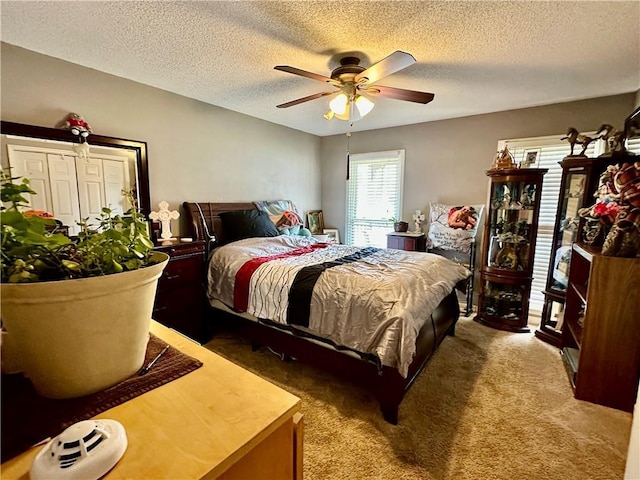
183,202,257,250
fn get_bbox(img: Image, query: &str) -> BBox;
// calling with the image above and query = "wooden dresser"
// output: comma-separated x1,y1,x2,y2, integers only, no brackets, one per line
153,238,208,342
1,322,304,479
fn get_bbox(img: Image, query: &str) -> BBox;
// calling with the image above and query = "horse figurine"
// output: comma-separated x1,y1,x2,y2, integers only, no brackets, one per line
561,127,597,156
595,124,615,141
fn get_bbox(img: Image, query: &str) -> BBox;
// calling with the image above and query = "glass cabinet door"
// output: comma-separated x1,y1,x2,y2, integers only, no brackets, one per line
486,180,538,272
480,278,527,321
549,171,586,292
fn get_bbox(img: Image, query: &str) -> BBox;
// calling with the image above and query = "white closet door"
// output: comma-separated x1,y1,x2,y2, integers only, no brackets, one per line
48,154,81,235
76,158,106,227
102,158,130,215
6,147,54,213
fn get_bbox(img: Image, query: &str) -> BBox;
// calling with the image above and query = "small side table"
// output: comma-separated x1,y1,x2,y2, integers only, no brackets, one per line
153,238,208,342
386,232,426,252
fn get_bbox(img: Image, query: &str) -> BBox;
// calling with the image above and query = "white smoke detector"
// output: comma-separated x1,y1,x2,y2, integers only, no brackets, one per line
30,419,127,480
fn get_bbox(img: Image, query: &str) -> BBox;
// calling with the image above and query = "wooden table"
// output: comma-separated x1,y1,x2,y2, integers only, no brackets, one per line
1,322,303,479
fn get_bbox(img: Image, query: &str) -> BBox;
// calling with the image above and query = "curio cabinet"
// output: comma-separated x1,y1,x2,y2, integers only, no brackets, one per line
534,156,620,346
475,168,547,332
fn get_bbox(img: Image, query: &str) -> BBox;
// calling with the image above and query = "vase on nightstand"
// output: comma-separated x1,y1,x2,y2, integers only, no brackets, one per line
393,221,409,232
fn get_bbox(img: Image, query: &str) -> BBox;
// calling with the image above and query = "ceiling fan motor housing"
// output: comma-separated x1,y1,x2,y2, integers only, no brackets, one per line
331,57,366,82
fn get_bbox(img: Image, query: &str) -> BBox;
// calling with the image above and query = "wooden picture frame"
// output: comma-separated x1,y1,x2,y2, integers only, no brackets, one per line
306,210,324,234
323,228,340,244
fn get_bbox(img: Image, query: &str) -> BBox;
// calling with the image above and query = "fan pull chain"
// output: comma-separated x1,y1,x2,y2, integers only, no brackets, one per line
346,128,352,180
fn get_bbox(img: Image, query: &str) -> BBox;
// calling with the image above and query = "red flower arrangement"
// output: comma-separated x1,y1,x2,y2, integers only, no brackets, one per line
592,201,621,225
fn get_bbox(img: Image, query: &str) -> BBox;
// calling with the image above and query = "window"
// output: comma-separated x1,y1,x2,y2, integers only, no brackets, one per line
500,135,640,313
345,150,405,247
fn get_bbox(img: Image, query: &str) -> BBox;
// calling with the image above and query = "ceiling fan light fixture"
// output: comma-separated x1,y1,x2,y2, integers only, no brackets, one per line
329,93,349,115
323,110,335,120
354,95,374,117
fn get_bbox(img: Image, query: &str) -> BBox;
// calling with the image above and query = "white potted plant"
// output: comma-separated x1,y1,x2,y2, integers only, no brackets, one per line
0,171,169,399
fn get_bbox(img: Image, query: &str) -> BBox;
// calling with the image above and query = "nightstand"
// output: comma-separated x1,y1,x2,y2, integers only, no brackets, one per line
153,238,208,342
386,232,426,252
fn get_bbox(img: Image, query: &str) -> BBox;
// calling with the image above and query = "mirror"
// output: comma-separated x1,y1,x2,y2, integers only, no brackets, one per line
625,105,640,139
1,121,150,235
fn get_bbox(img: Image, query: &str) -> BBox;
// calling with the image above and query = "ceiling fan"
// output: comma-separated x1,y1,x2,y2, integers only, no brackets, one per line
274,51,435,121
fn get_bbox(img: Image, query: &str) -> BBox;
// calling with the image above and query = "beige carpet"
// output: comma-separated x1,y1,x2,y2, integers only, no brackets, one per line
204,316,632,480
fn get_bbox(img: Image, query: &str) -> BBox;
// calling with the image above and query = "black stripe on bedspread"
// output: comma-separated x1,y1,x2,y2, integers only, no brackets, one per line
286,247,380,328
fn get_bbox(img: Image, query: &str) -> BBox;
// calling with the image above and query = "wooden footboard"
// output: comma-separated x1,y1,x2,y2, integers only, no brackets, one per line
183,201,459,424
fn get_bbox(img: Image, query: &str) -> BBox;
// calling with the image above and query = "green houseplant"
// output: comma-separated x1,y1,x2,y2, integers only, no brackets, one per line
0,171,169,398
1,171,155,282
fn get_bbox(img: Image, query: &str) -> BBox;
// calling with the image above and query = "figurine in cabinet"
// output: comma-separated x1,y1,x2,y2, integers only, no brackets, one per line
519,184,536,207
492,185,512,209
495,243,518,269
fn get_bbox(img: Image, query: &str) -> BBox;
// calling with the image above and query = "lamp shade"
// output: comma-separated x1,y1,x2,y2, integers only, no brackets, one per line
355,95,374,117
329,93,348,115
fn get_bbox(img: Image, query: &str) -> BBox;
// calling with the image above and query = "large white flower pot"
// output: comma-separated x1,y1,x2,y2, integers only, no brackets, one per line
0,252,169,399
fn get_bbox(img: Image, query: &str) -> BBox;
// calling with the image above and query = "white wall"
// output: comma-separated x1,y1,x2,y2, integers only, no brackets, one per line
0,43,321,235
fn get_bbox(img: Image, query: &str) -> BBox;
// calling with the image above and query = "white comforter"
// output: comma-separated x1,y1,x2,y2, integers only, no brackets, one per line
207,236,470,377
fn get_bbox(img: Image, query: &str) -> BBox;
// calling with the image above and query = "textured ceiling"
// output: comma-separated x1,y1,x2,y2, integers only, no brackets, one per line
1,1,639,137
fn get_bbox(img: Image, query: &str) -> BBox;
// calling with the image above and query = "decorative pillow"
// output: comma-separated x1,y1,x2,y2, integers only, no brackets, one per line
219,210,280,242
254,200,303,231
427,203,484,253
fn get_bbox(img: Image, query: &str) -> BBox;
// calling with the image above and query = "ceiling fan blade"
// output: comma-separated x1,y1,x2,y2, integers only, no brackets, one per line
361,85,435,104
276,91,337,108
354,51,416,85
274,65,335,84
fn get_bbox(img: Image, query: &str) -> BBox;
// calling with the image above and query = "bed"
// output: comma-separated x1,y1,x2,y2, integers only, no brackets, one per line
184,202,470,424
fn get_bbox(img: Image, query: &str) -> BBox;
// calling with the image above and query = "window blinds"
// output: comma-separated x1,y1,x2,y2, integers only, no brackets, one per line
345,150,405,247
